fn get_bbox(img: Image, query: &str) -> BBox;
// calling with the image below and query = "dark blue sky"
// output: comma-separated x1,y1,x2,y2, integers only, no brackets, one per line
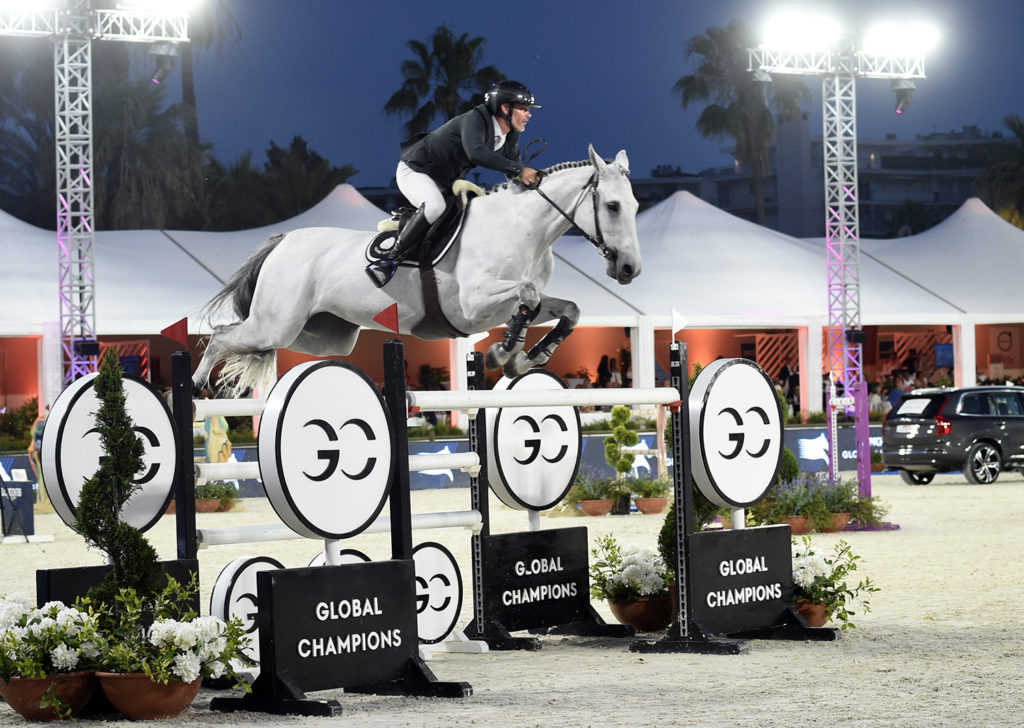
190,0,1020,188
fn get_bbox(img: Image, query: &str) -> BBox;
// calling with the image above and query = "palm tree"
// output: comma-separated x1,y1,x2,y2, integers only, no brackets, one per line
179,2,241,146
384,25,504,137
974,113,1024,229
0,38,56,228
674,20,808,226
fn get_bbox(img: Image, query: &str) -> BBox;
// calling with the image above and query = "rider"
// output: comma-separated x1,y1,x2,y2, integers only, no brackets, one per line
365,80,542,287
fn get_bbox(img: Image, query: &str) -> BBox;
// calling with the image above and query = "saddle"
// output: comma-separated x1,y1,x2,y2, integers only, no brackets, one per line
364,179,484,269
365,180,484,339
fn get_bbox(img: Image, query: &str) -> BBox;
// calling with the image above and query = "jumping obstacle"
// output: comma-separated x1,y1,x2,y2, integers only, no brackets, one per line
170,353,473,716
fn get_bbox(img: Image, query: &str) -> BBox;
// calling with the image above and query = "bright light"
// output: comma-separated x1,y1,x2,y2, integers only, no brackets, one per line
862,21,940,56
116,0,198,15
0,0,57,9
762,9,842,52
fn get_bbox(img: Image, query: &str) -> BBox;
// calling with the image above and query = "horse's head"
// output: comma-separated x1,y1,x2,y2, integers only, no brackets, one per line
587,145,641,285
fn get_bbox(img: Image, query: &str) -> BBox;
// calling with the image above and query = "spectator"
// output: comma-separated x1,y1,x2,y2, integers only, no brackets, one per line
596,355,611,388
609,358,623,387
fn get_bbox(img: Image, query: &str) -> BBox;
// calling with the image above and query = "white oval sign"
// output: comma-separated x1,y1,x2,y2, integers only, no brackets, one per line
210,555,284,665
486,370,581,511
412,542,463,645
308,547,371,568
41,373,177,533
689,358,783,508
259,361,394,539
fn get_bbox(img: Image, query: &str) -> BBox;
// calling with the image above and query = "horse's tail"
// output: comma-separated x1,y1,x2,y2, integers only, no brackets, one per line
203,232,287,323
216,350,277,399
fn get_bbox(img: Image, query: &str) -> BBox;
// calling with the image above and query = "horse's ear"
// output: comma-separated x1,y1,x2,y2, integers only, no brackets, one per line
614,149,630,175
588,144,607,172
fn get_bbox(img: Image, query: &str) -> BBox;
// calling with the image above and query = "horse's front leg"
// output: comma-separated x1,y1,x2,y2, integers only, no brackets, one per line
502,296,580,377
464,281,539,370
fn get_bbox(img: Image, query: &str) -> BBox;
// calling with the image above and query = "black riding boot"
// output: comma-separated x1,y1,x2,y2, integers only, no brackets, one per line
365,205,432,287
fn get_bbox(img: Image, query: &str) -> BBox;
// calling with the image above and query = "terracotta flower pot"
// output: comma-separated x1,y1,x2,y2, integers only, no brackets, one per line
794,599,828,627
819,512,851,533
96,672,201,720
578,499,614,516
195,499,222,513
783,515,810,535
0,670,97,721
634,497,668,515
608,596,673,632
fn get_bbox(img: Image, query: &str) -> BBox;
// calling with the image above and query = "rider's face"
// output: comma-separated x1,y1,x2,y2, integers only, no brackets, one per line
509,104,532,132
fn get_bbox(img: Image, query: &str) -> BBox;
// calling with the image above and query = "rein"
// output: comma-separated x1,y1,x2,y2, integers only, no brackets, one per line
529,171,615,261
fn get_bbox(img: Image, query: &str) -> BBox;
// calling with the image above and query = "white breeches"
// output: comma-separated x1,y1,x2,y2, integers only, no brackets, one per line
396,161,446,223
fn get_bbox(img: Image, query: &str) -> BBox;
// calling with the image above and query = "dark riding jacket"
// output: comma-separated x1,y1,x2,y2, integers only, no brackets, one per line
401,104,522,188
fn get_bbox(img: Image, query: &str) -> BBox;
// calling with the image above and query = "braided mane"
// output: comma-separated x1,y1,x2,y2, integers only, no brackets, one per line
484,159,593,195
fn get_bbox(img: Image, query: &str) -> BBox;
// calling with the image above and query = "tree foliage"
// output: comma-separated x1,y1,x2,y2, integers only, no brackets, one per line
674,20,809,225
384,25,505,137
0,35,356,232
974,113,1024,229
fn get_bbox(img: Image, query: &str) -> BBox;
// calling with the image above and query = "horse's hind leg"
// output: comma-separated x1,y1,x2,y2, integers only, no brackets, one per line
503,296,580,377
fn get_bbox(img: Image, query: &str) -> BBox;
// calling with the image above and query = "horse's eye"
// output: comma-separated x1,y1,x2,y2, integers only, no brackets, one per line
606,201,621,214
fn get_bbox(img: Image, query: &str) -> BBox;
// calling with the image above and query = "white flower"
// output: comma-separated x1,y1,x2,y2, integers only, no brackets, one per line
50,643,80,671
172,651,202,682
206,660,226,679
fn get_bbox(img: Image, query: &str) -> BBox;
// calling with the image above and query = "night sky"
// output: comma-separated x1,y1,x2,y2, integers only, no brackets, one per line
187,0,1021,188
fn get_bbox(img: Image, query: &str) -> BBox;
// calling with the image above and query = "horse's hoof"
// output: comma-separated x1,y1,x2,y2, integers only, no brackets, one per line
486,343,510,369
503,352,532,378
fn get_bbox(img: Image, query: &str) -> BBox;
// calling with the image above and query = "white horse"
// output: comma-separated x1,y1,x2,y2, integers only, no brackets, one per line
193,145,641,394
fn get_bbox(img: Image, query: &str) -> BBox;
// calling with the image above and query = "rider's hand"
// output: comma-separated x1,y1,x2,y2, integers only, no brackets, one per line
519,166,540,188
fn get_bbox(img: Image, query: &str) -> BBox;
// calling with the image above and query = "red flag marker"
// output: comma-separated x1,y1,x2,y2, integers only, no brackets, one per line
372,303,400,333
160,317,189,347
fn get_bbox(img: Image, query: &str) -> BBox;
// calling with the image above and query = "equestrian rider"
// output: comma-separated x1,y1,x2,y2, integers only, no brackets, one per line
365,80,542,287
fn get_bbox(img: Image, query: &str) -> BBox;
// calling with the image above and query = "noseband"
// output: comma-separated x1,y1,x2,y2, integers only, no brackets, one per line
530,172,616,261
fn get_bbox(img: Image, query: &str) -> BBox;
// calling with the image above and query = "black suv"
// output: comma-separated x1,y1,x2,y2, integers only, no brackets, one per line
881,386,1024,484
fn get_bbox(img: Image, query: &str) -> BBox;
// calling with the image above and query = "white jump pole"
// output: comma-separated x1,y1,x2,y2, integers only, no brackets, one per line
408,387,679,413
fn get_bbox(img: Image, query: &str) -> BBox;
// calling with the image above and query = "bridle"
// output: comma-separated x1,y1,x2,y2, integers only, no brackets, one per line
516,141,617,261
530,171,616,261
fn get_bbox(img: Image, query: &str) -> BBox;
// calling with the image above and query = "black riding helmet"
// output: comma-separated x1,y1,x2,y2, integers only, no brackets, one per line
484,80,541,121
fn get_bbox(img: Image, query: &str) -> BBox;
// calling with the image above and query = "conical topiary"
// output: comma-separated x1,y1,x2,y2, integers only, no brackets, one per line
74,349,163,613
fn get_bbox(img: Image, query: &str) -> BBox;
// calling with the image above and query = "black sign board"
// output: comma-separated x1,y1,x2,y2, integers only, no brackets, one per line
688,525,793,634
257,560,418,692
36,559,200,612
482,527,589,631
1,482,34,537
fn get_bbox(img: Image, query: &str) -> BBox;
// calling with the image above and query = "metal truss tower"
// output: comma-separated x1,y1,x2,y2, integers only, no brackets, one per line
1,2,189,384
749,42,928,496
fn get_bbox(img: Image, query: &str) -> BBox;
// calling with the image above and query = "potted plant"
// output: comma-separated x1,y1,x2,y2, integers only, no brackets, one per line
194,481,239,512
566,467,615,517
0,596,103,720
589,533,673,632
69,351,250,719
604,405,639,514
791,536,879,630
91,578,250,720
628,474,671,514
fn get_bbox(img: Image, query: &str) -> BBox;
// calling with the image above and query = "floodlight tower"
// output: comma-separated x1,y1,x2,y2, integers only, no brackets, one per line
749,13,937,496
0,0,191,384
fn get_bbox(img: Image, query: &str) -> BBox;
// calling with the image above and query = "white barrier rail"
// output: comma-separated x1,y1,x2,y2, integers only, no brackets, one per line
409,452,480,475
193,453,479,485
407,387,680,412
193,398,266,420
195,461,261,483
197,509,483,547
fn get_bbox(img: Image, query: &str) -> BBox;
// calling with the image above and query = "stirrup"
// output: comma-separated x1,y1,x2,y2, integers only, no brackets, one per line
365,259,397,288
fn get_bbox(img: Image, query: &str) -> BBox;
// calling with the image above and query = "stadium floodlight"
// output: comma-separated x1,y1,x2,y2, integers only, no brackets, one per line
749,10,937,497
891,79,916,114
862,20,940,57
149,41,179,84
761,9,842,52
117,0,198,15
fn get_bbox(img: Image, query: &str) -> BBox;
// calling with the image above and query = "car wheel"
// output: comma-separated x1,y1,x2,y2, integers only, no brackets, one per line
899,470,935,485
964,442,1001,484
